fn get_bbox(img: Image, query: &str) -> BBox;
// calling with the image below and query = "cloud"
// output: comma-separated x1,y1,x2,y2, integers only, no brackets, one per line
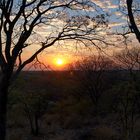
93,0,119,10
108,22,125,28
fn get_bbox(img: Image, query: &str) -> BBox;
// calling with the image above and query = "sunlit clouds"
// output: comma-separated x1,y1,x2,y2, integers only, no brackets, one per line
13,0,139,71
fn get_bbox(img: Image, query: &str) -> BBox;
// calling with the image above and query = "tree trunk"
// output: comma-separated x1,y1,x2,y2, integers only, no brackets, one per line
34,115,39,136
23,104,35,135
0,75,9,140
127,0,140,43
26,110,34,135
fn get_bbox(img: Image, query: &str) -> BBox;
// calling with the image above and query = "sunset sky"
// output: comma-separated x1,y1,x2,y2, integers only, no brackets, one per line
17,0,139,70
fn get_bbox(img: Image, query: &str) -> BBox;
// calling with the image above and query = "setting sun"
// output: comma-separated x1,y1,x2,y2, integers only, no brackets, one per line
56,58,64,66
49,55,73,70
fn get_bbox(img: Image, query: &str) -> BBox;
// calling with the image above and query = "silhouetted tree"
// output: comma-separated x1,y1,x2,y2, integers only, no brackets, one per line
114,47,140,98
114,47,140,79
0,0,108,139
114,47,140,140
20,92,49,136
112,82,138,140
69,55,113,113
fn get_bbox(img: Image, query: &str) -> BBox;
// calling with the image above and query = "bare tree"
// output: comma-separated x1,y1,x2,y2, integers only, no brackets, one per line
69,55,113,113
20,92,49,136
114,47,140,81
114,47,140,140
0,0,109,139
112,82,138,140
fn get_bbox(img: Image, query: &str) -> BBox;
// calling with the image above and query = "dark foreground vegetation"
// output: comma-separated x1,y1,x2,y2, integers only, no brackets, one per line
7,70,140,140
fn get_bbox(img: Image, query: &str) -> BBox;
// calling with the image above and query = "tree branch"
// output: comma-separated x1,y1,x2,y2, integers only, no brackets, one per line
127,0,140,42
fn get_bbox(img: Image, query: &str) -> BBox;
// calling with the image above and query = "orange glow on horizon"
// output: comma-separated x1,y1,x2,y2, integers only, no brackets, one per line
52,57,68,70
